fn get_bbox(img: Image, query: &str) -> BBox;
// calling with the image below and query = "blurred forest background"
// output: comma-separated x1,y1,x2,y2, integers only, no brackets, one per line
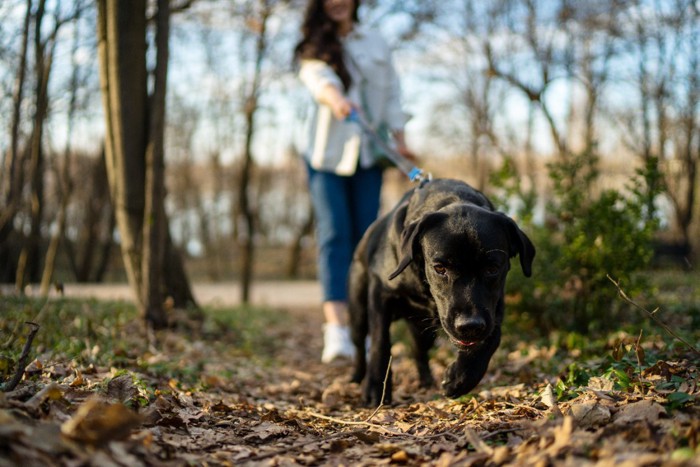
0,0,698,328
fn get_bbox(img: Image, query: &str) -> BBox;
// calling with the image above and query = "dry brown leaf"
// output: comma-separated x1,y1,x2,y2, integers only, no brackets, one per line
427,403,452,419
0,409,16,425
375,442,402,454
464,428,494,455
108,441,146,467
540,384,558,409
243,421,290,441
547,416,574,457
391,449,410,463
106,373,138,404
540,383,564,419
588,376,615,392
352,430,381,444
435,451,474,467
210,401,236,413
395,420,415,433
61,396,143,445
69,370,85,388
613,399,666,425
568,401,611,428
24,382,64,412
321,380,349,408
153,394,176,412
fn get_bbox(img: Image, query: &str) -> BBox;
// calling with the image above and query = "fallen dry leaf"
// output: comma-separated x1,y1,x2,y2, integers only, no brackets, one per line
24,382,64,412
568,400,612,427
613,399,666,425
61,396,143,445
106,373,139,404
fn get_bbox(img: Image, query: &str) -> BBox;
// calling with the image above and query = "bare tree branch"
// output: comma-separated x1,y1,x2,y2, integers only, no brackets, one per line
608,275,700,355
2,322,40,392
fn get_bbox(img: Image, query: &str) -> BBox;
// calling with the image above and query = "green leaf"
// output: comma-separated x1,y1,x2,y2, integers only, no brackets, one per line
666,392,693,408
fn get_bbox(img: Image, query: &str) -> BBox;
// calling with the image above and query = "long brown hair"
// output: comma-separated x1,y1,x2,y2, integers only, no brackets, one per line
293,0,360,91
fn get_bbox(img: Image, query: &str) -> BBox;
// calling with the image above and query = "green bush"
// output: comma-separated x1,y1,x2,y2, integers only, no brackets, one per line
491,152,660,334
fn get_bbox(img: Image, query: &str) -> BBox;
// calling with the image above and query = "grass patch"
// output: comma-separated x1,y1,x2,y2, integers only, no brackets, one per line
0,296,290,388
0,297,139,367
202,303,291,357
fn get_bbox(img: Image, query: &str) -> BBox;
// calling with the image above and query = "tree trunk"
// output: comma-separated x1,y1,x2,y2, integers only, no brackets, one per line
141,0,170,327
16,0,53,291
97,0,197,326
238,111,256,304
41,4,82,297
238,0,271,304
0,0,32,249
286,206,314,279
97,0,148,302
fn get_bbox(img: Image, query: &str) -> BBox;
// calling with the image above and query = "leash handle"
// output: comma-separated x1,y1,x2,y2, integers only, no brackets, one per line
346,109,430,184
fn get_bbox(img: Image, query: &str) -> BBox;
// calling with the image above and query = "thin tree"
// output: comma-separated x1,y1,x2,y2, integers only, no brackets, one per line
40,2,85,296
0,0,32,262
237,0,273,303
15,0,64,291
97,0,197,328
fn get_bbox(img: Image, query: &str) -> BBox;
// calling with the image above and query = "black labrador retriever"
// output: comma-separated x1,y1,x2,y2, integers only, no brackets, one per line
348,178,535,406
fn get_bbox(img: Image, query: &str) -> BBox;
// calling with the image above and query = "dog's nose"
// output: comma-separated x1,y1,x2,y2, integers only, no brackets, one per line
454,315,487,338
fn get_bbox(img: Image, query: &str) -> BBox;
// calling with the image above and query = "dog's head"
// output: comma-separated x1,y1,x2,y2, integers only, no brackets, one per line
388,203,535,349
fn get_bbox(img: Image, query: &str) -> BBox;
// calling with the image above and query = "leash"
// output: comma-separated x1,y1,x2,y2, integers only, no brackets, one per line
347,109,431,185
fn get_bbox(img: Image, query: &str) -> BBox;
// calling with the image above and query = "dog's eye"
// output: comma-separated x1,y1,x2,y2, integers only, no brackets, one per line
433,264,448,276
484,264,500,277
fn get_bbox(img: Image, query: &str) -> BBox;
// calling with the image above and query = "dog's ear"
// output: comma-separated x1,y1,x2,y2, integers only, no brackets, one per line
499,214,536,277
389,211,448,280
391,201,410,241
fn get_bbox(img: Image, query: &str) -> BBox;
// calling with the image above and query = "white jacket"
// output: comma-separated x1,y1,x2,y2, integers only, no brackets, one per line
299,25,408,175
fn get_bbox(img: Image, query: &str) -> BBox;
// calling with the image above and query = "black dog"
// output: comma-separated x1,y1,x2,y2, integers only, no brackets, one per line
348,178,535,406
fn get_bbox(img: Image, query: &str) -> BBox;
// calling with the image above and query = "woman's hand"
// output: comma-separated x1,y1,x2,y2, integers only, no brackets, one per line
392,130,418,163
329,96,354,121
319,83,354,120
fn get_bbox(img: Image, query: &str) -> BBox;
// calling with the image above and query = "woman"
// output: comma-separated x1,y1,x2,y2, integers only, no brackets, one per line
294,0,414,363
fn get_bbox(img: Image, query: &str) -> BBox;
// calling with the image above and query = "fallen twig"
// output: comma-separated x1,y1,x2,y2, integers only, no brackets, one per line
2,322,40,392
304,410,405,436
365,355,392,423
304,354,398,435
608,275,699,355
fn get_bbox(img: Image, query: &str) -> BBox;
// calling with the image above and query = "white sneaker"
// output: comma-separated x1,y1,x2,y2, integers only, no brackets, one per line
321,324,355,363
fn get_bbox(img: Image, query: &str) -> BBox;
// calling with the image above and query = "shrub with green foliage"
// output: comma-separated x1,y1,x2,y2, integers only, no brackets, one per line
491,151,660,334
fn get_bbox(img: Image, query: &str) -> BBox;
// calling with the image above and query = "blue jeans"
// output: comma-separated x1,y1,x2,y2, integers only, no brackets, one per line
306,162,383,302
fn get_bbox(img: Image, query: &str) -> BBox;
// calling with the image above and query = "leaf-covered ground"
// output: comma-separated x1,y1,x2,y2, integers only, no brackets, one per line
1,295,699,466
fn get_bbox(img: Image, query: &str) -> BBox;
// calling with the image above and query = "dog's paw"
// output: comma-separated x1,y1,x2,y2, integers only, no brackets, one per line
350,371,364,384
362,381,392,407
419,371,435,389
441,361,472,398
416,360,435,388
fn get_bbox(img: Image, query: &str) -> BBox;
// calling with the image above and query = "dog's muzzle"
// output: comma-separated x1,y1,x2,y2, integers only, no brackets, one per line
449,315,489,348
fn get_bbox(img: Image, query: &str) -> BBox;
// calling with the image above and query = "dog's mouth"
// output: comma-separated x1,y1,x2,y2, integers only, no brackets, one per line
450,337,483,349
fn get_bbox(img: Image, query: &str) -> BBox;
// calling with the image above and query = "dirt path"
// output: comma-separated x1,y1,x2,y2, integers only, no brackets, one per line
168,305,471,465
126,305,700,465
5,280,322,308
2,299,698,465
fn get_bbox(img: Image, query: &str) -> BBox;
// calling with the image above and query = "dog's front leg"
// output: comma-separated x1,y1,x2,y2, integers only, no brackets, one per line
441,328,501,398
363,281,393,406
407,319,436,388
